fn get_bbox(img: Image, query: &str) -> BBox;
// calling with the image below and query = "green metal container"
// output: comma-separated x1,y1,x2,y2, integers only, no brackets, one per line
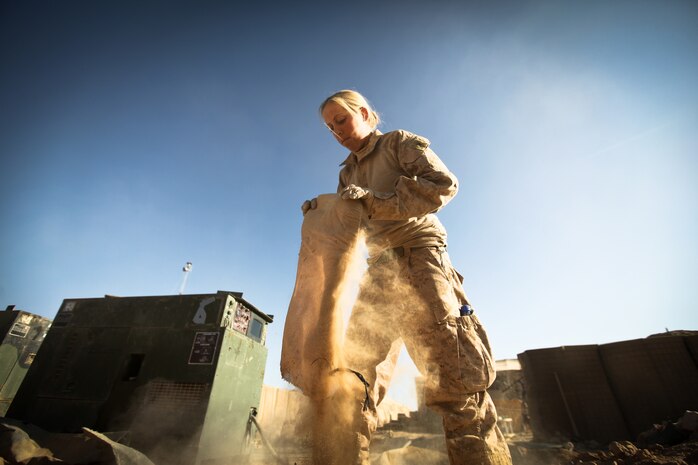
0,306,52,415
7,291,272,465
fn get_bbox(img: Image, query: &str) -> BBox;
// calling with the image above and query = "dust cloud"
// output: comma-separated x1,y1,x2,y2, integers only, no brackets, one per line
312,235,433,465
103,379,203,465
281,194,441,464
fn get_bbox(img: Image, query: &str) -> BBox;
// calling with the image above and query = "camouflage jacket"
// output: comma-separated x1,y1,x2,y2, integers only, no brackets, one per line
338,130,459,257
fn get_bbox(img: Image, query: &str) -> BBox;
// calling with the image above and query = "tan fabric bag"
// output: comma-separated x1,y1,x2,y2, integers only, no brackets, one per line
280,194,365,398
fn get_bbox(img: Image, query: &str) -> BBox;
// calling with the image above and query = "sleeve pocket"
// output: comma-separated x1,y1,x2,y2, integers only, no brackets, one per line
399,133,431,164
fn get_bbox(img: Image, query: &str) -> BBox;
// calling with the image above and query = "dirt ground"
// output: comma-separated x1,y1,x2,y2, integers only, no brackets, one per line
508,435,698,465
3,419,697,465
245,431,698,465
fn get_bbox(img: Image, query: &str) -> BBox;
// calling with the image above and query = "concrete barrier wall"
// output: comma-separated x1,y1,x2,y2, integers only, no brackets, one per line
518,334,698,443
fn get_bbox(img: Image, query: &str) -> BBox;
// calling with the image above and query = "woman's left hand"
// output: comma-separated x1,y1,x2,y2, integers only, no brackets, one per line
340,184,373,201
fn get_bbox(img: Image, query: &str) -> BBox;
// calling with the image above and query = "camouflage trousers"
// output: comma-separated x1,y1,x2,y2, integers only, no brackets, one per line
342,246,512,465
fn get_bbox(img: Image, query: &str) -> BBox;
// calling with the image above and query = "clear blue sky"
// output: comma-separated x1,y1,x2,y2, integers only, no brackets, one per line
2,1,697,408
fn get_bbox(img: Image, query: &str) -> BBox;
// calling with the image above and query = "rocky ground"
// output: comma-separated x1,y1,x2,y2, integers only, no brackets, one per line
509,436,698,465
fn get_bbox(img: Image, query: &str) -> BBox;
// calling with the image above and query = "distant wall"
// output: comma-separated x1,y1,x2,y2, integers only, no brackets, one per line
257,385,312,442
518,333,698,443
488,368,526,433
257,385,412,442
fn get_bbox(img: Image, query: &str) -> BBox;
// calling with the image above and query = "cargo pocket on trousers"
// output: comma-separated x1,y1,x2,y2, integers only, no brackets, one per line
454,314,495,393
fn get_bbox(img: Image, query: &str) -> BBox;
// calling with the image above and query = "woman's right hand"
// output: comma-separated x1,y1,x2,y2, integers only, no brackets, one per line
301,198,317,215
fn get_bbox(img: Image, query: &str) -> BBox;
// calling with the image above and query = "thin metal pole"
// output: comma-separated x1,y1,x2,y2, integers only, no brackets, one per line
554,371,580,438
179,262,192,295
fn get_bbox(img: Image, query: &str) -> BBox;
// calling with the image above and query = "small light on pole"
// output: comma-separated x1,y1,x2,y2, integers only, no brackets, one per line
179,262,193,295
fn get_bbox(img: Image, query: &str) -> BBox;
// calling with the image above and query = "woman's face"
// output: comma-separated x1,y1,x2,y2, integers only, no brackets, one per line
321,101,373,152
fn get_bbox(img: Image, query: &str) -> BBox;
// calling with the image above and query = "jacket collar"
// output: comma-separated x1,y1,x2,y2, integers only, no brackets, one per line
340,130,382,166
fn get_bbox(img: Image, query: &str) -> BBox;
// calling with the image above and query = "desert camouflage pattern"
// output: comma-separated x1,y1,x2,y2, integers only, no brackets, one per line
343,247,511,465
338,130,455,256
336,130,511,464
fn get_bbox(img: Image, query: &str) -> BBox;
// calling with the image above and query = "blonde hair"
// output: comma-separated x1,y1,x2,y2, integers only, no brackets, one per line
319,90,381,129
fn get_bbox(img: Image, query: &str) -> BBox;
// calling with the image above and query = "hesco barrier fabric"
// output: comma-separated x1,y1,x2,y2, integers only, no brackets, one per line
280,193,369,465
280,193,364,397
686,335,698,368
519,334,698,443
519,345,630,443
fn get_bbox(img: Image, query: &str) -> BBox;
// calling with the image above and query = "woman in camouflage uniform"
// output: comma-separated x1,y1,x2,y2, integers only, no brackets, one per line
302,90,512,465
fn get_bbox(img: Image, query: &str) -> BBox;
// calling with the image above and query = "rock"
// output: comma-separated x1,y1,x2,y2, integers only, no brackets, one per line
638,421,690,447
0,423,58,464
676,410,698,432
608,441,638,456
0,421,155,465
